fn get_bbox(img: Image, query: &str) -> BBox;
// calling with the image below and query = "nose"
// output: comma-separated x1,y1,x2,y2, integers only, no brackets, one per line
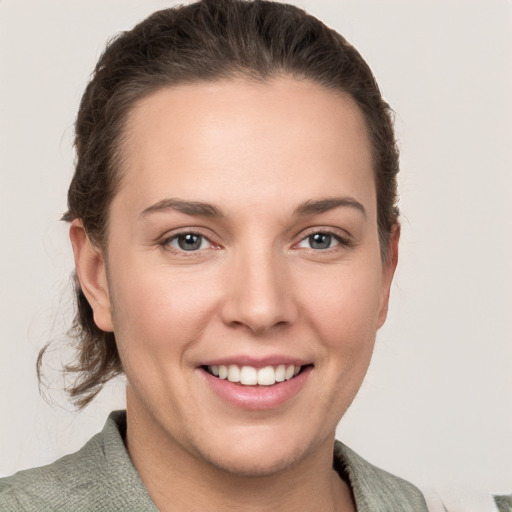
220,246,299,335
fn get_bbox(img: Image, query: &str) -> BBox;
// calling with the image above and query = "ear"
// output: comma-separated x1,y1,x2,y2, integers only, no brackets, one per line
377,223,400,328
69,219,114,332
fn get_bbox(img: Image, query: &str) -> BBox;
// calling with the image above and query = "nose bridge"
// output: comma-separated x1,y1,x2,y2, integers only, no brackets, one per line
221,240,297,333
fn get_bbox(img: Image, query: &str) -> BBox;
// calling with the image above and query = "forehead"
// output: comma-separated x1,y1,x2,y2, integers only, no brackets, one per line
115,77,375,216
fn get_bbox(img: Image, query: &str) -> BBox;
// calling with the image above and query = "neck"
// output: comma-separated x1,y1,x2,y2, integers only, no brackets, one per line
124,393,355,511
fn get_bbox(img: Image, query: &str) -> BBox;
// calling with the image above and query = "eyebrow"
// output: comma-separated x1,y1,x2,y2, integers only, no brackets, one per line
294,197,366,218
140,198,225,218
140,196,366,219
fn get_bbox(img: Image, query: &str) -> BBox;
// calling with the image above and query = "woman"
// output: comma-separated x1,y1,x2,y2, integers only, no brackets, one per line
0,1,509,510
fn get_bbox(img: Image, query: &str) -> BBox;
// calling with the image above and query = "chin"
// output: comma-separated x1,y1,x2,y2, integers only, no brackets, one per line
198,443,308,478
187,424,326,478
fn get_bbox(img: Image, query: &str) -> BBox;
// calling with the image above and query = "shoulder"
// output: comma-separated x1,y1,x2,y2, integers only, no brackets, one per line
0,430,107,510
334,441,430,511
334,442,511,512
494,494,512,512
0,411,157,512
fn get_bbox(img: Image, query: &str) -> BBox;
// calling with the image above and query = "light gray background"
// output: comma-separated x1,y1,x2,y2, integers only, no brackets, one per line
1,0,511,493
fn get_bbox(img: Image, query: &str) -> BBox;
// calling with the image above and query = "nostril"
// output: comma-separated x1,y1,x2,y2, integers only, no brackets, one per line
220,272,299,333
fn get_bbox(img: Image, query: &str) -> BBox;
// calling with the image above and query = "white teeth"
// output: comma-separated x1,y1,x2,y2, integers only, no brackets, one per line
227,364,240,383
275,364,286,382
218,365,228,379
209,364,303,386
257,366,276,386
240,366,258,385
285,365,295,380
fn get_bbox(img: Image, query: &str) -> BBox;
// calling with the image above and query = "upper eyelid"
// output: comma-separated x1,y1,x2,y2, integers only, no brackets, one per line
157,226,352,247
292,228,354,252
160,226,215,242
167,232,211,250
159,231,219,257
296,226,352,241
159,229,218,251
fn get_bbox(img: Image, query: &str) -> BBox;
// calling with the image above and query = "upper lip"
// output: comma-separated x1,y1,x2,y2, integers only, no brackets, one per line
200,355,312,368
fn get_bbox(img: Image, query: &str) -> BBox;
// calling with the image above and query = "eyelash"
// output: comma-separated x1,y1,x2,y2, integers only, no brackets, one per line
159,228,352,255
160,229,217,255
295,229,352,252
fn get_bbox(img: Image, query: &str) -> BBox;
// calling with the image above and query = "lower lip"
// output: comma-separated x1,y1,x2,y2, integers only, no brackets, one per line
200,366,312,410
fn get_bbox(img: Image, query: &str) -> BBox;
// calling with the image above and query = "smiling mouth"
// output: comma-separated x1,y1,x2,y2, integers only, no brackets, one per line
203,364,311,386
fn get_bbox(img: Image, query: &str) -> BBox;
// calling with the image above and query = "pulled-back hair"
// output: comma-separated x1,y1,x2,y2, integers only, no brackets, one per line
39,0,399,408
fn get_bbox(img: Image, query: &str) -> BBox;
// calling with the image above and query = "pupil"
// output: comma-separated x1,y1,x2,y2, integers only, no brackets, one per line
178,234,202,251
310,233,331,249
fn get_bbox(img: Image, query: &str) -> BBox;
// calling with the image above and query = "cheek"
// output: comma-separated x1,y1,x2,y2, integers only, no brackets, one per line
300,260,383,352
109,265,221,355
294,263,382,421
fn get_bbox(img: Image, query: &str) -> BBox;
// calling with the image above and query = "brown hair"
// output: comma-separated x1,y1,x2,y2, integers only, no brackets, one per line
39,0,399,408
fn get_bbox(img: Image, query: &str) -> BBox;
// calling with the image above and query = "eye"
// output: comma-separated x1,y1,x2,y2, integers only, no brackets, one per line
166,233,210,252
297,232,341,250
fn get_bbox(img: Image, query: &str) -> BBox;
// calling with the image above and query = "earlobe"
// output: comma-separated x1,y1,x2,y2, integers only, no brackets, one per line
377,223,400,328
69,220,114,332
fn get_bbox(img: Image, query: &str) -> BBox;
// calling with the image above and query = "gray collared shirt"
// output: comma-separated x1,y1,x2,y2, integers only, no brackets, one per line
1,411,510,511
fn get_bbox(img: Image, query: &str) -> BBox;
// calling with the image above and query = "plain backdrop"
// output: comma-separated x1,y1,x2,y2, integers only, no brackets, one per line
1,0,511,494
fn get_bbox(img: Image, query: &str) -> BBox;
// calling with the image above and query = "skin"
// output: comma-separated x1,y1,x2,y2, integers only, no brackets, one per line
71,77,399,511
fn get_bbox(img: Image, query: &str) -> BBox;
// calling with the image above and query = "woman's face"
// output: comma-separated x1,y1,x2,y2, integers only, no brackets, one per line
79,77,397,475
